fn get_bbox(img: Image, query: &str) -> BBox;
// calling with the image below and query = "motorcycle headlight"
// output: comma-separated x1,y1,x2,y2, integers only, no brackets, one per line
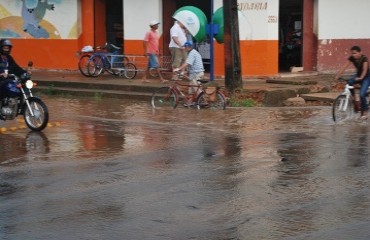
25,80,34,89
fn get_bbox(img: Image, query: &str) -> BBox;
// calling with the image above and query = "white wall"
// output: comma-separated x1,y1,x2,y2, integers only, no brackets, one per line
123,0,163,40
214,0,279,41
318,0,370,39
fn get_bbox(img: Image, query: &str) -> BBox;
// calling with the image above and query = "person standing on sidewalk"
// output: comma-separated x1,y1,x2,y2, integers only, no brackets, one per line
335,45,370,120
169,20,187,80
142,20,166,83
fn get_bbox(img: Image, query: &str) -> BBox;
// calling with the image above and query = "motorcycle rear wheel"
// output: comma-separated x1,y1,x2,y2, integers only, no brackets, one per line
24,98,49,131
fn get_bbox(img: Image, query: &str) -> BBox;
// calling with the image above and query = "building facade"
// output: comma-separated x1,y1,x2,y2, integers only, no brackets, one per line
0,0,369,77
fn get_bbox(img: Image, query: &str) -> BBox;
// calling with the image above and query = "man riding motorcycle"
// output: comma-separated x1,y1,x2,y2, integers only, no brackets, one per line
0,39,29,98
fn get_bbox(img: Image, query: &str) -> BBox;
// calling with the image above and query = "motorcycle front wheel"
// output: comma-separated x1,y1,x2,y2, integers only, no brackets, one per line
23,98,49,131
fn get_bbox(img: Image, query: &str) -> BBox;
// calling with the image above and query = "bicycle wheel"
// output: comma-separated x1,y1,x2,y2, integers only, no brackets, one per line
110,56,131,76
124,62,137,79
332,94,354,122
78,54,91,77
87,55,104,77
196,91,226,110
151,87,177,109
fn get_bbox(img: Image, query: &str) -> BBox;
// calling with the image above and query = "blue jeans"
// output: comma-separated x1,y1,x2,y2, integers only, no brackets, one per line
147,54,160,69
349,75,370,112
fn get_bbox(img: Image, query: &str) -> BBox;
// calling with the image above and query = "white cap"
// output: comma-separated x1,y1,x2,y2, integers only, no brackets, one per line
149,20,160,26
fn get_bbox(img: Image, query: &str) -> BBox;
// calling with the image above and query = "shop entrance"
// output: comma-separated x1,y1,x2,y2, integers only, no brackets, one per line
93,0,123,51
279,0,303,72
106,0,123,50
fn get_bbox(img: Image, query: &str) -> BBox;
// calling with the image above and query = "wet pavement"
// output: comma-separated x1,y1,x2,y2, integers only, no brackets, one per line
1,96,370,240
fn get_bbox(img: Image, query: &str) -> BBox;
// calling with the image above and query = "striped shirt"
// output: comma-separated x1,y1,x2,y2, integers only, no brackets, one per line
186,49,204,74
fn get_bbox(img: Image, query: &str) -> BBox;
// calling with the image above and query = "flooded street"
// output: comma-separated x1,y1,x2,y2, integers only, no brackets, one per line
1,96,370,240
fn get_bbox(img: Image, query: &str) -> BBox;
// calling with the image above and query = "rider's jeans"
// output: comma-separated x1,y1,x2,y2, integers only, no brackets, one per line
349,75,370,112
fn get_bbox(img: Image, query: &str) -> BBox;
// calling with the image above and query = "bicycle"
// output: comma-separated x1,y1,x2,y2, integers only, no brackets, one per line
151,73,227,110
332,77,370,122
78,43,137,79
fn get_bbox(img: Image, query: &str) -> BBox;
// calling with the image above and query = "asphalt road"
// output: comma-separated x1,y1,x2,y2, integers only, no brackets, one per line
1,96,370,240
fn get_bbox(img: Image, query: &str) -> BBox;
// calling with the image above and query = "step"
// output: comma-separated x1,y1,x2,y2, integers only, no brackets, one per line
34,79,160,94
35,86,153,100
266,79,318,85
300,92,339,102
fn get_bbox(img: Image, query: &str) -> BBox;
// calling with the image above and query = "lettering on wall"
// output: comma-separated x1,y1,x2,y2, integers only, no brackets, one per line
238,2,268,11
268,15,278,23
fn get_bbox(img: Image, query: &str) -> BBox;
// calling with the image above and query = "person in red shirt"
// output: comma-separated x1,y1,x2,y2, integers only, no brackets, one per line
142,20,166,83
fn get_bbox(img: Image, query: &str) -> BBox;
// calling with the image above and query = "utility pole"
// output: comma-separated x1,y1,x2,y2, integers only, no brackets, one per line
223,0,242,92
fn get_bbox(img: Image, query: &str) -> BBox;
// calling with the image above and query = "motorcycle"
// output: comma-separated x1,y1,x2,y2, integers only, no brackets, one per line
0,62,49,131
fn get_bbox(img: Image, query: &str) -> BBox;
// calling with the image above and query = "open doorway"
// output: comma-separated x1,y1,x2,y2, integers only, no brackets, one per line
106,0,124,51
92,0,124,51
279,0,303,72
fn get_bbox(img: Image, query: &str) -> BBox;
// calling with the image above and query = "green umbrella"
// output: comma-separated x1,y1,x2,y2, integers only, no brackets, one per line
173,6,208,42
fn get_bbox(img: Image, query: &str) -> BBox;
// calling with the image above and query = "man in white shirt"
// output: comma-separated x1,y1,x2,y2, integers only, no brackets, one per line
169,21,187,80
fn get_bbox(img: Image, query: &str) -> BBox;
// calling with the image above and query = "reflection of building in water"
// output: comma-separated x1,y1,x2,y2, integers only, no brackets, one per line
271,132,319,235
0,134,27,163
346,125,369,168
78,122,125,158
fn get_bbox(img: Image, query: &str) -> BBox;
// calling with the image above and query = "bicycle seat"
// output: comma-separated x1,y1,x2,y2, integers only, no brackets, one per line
197,79,209,84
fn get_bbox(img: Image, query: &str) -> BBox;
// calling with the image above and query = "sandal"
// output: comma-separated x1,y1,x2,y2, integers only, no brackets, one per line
359,115,368,120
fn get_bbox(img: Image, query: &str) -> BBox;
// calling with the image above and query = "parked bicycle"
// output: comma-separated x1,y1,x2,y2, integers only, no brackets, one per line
78,43,137,79
151,73,226,110
332,77,370,122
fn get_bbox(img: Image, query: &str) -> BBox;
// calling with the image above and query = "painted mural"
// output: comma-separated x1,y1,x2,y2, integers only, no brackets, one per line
0,0,77,39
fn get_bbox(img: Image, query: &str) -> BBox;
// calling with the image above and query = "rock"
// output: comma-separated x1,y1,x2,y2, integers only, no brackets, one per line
283,96,306,106
264,89,297,107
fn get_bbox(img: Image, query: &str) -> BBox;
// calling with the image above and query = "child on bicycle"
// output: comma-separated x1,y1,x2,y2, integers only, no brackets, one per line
173,41,204,105
335,45,370,120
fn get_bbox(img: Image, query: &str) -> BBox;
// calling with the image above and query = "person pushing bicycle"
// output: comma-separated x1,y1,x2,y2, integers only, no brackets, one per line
335,45,370,120
173,41,205,105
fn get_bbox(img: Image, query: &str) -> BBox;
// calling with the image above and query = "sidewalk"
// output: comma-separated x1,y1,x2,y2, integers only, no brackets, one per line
30,69,340,106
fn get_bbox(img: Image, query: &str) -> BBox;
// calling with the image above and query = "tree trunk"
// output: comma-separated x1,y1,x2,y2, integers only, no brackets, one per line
223,0,242,92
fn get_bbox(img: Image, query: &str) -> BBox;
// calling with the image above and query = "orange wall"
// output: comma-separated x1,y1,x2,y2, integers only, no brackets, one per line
125,40,145,55
214,40,279,77
79,0,95,49
94,0,106,47
11,39,79,70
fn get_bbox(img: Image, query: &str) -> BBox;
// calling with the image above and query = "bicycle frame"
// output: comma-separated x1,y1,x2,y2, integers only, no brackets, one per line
338,84,353,111
170,80,204,104
332,78,370,122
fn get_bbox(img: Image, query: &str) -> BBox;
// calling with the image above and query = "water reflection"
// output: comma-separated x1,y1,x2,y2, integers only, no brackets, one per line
346,125,369,167
25,131,50,155
77,121,125,157
2,97,370,239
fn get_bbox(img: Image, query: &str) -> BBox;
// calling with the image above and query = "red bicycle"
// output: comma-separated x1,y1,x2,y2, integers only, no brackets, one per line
151,75,227,110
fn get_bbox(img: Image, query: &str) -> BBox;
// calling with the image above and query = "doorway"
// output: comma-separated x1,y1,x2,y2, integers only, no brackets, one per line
93,0,123,51
279,0,303,72
106,0,124,51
